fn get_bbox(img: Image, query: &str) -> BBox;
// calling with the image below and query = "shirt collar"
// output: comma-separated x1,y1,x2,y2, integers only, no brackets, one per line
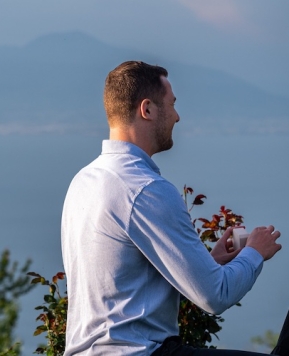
101,140,161,175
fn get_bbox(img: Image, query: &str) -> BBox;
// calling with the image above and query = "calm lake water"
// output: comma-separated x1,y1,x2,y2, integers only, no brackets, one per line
1,132,288,354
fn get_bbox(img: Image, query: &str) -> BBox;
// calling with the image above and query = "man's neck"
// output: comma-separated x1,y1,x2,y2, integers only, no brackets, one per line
109,126,157,157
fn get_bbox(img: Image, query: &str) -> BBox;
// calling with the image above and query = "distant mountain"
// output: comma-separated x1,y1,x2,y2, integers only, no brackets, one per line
0,32,288,135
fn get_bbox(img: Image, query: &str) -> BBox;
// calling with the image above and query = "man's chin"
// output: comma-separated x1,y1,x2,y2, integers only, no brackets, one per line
157,139,174,153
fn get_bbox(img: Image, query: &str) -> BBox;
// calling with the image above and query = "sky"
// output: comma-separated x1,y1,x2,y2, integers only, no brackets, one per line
0,0,289,353
0,0,288,96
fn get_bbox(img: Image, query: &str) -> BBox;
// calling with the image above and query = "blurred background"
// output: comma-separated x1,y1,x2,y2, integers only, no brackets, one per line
0,0,288,354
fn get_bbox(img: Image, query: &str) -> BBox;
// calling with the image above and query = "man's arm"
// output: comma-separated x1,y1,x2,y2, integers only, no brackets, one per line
128,179,268,315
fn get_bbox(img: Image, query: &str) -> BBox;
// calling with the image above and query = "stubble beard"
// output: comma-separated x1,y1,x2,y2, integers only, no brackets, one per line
154,106,174,153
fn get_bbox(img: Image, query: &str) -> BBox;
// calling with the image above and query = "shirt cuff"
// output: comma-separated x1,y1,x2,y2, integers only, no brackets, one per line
239,246,264,270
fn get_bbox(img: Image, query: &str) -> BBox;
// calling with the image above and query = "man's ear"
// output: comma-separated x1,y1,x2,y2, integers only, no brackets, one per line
140,99,153,120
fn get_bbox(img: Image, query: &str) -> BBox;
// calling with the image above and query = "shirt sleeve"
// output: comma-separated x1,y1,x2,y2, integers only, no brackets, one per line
128,179,263,315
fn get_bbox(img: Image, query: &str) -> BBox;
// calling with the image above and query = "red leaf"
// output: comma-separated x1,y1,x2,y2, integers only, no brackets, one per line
56,272,65,280
220,206,231,214
212,214,221,222
184,185,194,194
52,272,65,284
193,194,207,205
202,220,219,230
198,218,210,224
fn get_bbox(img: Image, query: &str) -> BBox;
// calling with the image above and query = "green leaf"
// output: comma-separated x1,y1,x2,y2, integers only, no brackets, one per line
44,295,56,303
47,349,54,356
35,305,49,311
49,302,58,310
49,284,56,295
33,325,47,336
31,277,42,284
40,277,48,285
27,272,41,277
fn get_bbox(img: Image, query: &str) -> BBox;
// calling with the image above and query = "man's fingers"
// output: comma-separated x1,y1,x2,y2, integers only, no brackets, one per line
226,238,233,249
221,227,234,240
276,243,282,251
247,225,282,260
272,230,281,240
230,248,241,258
268,243,282,260
267,225,275,233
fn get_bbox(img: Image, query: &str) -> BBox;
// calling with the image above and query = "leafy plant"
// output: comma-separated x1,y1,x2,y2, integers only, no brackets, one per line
178,185,243,347
28,185,244,353
0,250,34,355
0,344,21,356
27,272,67,356
251,330,279,352
178,298,225,348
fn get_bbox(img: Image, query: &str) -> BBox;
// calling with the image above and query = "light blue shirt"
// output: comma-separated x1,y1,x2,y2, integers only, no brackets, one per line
61,140,263,355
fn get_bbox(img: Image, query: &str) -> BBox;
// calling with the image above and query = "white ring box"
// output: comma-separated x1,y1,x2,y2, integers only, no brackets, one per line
233,228,249,250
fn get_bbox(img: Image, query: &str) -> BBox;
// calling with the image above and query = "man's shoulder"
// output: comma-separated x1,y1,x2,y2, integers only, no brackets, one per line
68,152,167,201
136,178,184,206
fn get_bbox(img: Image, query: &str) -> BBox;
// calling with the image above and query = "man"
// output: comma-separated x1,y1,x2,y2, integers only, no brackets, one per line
61,61,287,355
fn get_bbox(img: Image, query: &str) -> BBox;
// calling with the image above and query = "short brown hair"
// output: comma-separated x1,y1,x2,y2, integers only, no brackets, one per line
103,61,168,126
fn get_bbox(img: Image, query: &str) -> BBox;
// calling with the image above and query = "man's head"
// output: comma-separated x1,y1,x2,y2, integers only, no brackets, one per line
104,61,168,127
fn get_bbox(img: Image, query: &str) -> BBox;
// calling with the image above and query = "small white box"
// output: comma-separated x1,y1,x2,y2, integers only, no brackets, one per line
232,228,249,250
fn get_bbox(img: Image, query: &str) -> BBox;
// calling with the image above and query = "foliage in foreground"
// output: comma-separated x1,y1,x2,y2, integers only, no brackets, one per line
27,272,67,356
28,185,244,354
0,250,35,355
0,344,20,356
251,330,279,353
178,186,243,347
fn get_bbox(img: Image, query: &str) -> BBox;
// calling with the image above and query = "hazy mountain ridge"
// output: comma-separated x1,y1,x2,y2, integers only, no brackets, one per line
0,32,288,135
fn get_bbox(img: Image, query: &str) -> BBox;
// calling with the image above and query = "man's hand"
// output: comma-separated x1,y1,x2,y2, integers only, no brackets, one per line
211,227,241,265
246,225,281,260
